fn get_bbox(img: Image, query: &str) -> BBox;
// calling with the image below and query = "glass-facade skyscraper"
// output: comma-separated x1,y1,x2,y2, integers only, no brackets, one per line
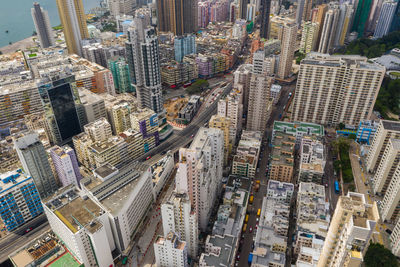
38,75,85,143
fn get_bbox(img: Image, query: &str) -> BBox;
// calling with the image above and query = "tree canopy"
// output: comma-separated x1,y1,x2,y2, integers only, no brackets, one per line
365,243,399,267
341,31,400,58
374,77,400,119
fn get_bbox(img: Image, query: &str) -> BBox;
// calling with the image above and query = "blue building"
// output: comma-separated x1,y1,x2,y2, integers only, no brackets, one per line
356,120,379,144
0,169,43,231
174,34,196,62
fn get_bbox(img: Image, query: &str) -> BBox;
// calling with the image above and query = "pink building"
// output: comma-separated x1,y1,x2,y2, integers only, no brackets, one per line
198,1,211,28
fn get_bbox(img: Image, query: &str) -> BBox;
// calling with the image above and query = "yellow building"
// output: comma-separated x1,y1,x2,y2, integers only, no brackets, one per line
56,0,89,56
209,115,232,165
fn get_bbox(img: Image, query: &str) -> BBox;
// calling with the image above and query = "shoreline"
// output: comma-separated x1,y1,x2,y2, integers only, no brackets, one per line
0,36,35,55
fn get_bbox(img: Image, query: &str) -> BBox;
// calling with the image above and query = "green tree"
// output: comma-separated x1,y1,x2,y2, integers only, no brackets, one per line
365,243,399,267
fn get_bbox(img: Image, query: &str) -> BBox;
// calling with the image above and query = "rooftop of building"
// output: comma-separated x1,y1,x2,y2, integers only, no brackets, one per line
9,230,82,267
302,53,385,71
341,192,379,229
84,117,110,130
131,107,157,122
79,88,104,105
271,133,295,166
93,163,119,180
50,145,74,158
390,138,400,150
44,185,104,234
151,154,173,184
253,226,287,266
0,169,32,194
201,235,235,267
80,161,149,215
213,176,251,237
155,232,186,250
90,136,123,154
273,121,324,136
267,180,294,198
382,120,400,132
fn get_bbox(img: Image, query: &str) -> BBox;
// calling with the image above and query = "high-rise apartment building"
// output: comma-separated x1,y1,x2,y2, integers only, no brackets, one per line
106,100,134,135
154,232,188,267
372,138,400,196
300,22,319,53
161,192,198,258
176,128,224,231
375,139,400,222
0,169,44,231
366,120,400,173
374,1,398,38
157,0,198,35
260,0,271,38
351,0,373,37
278,23,297,79
0,82,43,125
318,5,339,54
209,115,232,165
84,117,113,143
218,85,243,144
78,89,107,125
108,57,134,93
14,133,58,198
31,2,54,48
50,145,82,188
174,35,196,62
239,0,248,19
313,4,328,48
233,63,252,111
246,74,273,132
56,0,89,56
317,192,378,267
334,3,353,47
292,53,385,126
126,20,163,113
232,130,262,178
72,133,93,169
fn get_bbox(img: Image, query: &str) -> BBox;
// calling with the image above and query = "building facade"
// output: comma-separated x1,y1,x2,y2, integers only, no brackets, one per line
31,2,54,48
0,169,43,231
292,53,385,126
14,133,58,198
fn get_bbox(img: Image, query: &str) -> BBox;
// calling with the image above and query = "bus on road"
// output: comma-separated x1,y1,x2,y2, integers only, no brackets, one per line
334,180,340,194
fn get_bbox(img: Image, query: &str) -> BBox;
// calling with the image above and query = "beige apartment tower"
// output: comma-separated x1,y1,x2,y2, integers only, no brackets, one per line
366,120,400,173
376,140,400,222
246,74,273,132
318,192,379,267
292,53,385,126
56,0,89,56
278,23,297,79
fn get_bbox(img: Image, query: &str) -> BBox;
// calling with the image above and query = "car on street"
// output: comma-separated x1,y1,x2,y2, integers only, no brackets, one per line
146,156,152,160
191,134,194,138
256,218,259,222
236,254,240,260
249,227,253,233
161,151,167,155
25,227,32,233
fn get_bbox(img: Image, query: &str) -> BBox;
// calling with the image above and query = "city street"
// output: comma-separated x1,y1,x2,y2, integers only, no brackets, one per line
0,214,49,263
237,83,295,267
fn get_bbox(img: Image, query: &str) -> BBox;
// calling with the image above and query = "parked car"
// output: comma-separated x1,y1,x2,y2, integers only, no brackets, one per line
249,227,253,233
